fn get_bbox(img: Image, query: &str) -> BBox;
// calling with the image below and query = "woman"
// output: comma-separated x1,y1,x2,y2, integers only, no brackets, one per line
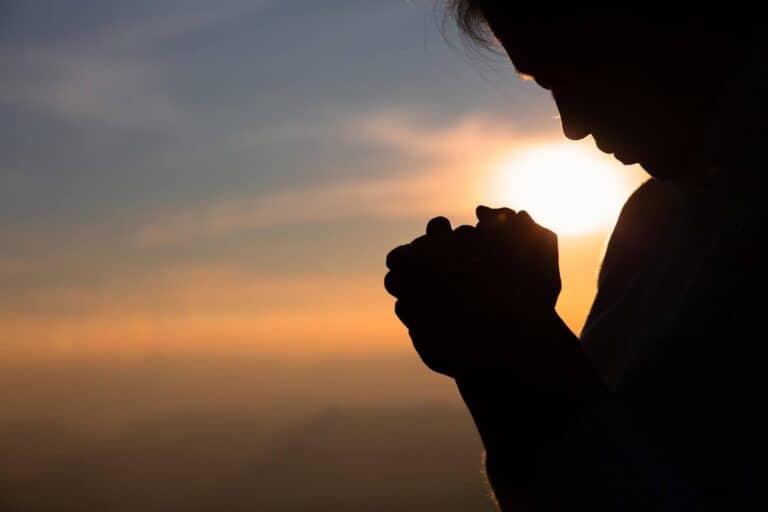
384,5,766,511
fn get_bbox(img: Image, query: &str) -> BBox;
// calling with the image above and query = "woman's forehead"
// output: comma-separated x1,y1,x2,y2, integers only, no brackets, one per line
492,21,664,85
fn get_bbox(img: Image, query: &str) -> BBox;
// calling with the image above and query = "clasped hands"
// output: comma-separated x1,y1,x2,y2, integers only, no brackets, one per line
385,206,565,379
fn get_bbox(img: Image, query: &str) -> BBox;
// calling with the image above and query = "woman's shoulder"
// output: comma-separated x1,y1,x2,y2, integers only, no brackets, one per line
613,179,681,238
606,179,676,246
597,178,690,289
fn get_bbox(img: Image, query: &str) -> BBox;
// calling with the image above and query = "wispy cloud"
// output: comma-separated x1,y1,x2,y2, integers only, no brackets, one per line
135,112,535,247
0,7,255,126
0,48,178,126
0,258,37,277
357,110,525,159
0,261,400,361
93,10,247,55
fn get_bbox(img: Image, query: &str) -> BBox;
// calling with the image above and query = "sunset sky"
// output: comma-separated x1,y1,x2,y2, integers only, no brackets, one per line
0,0,649,363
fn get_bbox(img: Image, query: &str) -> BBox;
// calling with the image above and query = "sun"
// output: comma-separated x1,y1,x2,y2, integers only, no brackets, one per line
486,142,635,236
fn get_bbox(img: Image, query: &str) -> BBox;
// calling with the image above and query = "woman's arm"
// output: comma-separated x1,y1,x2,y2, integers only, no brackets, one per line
455,312,604,511
385,205,707,510
455,314,707,511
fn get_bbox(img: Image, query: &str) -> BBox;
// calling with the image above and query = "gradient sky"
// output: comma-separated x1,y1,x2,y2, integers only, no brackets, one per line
0,0,648,362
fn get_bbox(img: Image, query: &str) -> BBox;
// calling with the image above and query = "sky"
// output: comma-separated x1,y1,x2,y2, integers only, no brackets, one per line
0,0,649,363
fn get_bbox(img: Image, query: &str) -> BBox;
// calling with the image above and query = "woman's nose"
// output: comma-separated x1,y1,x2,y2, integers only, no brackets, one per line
552,89,591,140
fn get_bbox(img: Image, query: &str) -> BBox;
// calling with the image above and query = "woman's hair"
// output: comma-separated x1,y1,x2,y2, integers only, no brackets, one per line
446,2,577,50
447,0,494,47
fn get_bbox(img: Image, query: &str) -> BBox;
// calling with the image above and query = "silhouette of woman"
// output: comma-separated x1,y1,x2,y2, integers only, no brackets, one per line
385,6,767,511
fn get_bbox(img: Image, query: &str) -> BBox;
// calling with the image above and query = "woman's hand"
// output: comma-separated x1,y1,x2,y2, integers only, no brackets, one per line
384,206,563,378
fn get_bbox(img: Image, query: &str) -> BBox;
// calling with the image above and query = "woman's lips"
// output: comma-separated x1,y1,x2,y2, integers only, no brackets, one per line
594,137,639,164
594,137,615,154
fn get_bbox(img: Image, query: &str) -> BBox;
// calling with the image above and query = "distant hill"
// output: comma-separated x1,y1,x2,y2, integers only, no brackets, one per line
248,405,494,511
0,404,496,512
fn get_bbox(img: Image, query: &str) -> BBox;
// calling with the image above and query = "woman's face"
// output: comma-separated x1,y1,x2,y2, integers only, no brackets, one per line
486,16,719,181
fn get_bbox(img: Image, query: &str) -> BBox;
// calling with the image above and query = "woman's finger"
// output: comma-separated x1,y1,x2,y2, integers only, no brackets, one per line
384,270,406,298
386,244,412,270
426,216,453,237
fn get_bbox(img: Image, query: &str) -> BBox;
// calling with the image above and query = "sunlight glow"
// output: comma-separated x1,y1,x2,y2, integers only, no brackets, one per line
486,143,632,236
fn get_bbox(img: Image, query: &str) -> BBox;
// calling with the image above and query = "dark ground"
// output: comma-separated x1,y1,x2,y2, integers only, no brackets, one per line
0,356,496,511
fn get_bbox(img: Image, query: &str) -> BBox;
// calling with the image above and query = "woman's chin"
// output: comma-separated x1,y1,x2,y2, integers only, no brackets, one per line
613,151,639,166
638,160,678,181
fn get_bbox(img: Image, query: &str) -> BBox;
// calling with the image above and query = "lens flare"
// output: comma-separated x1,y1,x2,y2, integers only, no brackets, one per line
487,142,634,236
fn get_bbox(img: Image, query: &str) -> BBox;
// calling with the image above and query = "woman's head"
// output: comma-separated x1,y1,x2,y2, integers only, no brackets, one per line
448,3,765,183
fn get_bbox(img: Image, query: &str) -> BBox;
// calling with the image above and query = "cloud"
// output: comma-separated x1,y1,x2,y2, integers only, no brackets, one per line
0,48,179,126
136,175,438,246
93,10,248,54
0,261,402,361
0,259,37,277
357,110,523,159
0,8,253,126
135,112,537,247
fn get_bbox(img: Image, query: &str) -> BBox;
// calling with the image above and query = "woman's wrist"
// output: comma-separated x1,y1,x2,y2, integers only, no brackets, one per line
458,309,603,399
453,311,605,460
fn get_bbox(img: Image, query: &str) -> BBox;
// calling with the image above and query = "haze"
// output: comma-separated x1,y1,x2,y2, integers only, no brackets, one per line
0,1,647,510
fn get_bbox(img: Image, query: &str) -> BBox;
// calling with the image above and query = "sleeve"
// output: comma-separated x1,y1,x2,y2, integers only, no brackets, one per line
464,381,710,511
524,395,710,512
